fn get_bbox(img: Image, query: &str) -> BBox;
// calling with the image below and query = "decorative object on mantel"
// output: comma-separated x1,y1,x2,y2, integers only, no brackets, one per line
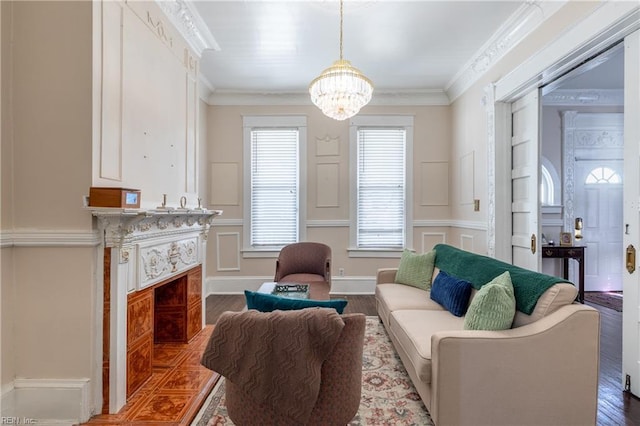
308,0,373,121
157,193,174,210
89,187,141,208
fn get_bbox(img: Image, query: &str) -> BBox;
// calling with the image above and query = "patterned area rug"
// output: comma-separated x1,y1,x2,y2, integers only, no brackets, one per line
191,317,433,425
584,291,623,312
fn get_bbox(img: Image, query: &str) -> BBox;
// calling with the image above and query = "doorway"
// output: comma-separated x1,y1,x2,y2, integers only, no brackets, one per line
539,45,625,297
488,6,640,398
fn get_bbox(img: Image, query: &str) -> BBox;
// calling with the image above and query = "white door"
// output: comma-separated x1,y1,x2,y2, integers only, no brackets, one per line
622,29,640,397
511,90,541,271
574,160,623,291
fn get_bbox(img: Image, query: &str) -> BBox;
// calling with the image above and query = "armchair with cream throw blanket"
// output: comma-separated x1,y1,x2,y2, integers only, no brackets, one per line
201,308,366,425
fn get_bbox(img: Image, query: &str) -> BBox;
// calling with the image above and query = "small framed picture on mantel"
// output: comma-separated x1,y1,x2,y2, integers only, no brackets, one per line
559,232,573,246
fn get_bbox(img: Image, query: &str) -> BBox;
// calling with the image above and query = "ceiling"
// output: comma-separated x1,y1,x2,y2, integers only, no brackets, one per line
190,1,526,99
183,1,624,104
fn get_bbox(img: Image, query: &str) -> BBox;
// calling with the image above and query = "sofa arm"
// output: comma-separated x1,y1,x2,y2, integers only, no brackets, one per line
376,268,398,285
430,304,599,426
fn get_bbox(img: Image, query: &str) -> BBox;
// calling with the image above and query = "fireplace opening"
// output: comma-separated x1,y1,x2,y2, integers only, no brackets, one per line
103,260,203,412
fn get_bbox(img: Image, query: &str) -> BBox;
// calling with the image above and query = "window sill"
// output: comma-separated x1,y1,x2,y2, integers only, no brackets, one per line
347,248,404,258
241,249,280,258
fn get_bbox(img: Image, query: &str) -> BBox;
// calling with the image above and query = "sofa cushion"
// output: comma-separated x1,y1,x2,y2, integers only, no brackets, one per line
512,283,578,327
430,271,472,317
389,309,465,383
376,283,445,326
244,290,348,314
464,271,516,330
394,249,436,290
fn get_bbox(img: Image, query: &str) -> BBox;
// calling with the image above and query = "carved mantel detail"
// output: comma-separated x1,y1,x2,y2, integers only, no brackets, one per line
92,209,222,248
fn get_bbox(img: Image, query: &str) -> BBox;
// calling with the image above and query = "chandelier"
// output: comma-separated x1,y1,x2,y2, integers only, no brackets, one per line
309,0,373,121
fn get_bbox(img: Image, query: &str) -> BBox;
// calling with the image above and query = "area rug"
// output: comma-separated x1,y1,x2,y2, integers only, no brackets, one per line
191,317,434,425
584,291,623,312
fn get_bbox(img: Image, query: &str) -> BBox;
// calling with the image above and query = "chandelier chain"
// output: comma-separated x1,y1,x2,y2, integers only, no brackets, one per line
339,0,344,60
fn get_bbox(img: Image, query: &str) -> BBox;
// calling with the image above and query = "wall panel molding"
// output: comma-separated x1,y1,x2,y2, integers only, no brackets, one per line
460,234,475,251
421,232,447,253
216,232,240,271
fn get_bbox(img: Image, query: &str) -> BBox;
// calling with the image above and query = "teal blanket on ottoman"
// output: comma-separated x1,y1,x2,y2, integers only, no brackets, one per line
434,244,570,315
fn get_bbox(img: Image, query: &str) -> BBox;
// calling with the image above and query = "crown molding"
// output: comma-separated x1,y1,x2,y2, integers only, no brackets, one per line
207,89,450,107
446,1,566,102
542,89,624,106
156,0,219,56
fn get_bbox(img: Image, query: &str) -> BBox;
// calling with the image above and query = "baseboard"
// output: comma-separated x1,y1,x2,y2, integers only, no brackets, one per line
205,276,376,295
1,378,91,424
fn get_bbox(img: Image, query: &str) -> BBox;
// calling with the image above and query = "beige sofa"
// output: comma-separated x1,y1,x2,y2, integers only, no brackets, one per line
375,244,600,426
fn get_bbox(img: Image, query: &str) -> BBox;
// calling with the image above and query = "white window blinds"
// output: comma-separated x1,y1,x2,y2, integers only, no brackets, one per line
357,128,406,248
250,128,299,247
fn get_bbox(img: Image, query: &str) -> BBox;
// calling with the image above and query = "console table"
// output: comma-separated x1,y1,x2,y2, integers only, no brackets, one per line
542,245,585,303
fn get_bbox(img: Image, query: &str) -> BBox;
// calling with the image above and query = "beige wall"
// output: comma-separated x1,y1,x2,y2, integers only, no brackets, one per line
205,104,453,281
1,0,204,417
1,0,96,406
448,1,603,255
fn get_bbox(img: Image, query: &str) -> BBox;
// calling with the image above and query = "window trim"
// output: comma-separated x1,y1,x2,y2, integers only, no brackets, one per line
348,115,414,257
242,115,307,257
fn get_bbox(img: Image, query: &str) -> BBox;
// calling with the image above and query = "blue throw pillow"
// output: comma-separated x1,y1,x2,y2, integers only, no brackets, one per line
244,290,348,314
430,270,473,317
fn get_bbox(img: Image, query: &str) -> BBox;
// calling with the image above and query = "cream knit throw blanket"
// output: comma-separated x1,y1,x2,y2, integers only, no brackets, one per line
201,308,345,424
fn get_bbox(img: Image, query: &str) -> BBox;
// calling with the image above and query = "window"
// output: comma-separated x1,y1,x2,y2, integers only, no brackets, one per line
585,166,621,184
540,157,560,208
349,115,413,255
540,165,553,205
243,116,307,254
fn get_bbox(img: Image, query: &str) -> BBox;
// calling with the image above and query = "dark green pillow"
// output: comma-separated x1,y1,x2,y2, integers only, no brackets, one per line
395,249,436,290
244,290,348,314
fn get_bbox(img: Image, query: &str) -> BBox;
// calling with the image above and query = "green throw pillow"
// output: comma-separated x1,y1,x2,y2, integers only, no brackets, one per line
394,249,436,290
464,271,516,330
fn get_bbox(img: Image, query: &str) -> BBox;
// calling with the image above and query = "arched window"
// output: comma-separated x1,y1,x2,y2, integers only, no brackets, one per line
585,166,621,184
540,157,560,206
541,165,553,205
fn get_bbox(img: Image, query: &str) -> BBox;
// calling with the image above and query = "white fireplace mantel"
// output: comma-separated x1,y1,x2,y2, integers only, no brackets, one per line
92,208,222,248
91,207,222,413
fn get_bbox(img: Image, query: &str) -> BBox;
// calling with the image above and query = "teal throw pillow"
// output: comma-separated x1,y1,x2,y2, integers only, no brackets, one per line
464,271,516,330
394,249,436,290
244,290,348,314
430,270,472,317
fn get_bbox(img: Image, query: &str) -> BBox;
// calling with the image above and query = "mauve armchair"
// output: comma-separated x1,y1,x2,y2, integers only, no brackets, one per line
223,312,366,425
274,242,332,289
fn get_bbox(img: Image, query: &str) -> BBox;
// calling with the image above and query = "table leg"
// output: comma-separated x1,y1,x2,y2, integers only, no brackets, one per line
578,258,585,303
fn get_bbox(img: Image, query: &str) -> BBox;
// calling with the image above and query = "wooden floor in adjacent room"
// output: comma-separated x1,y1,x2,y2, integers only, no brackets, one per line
84,294,640,425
